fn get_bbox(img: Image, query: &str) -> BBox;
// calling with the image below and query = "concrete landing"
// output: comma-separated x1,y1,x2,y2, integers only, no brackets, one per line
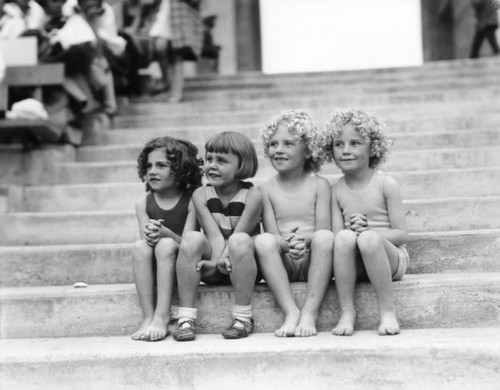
1,328,499,390
1,273,499,339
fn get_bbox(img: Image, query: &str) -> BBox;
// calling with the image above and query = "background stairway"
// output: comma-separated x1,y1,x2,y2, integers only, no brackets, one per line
1,57,500,389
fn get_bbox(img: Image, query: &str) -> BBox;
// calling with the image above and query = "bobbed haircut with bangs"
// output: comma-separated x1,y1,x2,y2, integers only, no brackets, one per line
205,131,258,180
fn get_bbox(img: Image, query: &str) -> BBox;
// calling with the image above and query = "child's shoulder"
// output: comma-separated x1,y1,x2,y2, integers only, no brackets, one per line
312,173,331,187
257,175,277,191
373,170,402,195
134,193,149,213
192,185,208,201
135,193,149,206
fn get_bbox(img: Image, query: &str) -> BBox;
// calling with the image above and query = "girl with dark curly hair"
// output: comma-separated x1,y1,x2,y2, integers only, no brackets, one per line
132,136,203,341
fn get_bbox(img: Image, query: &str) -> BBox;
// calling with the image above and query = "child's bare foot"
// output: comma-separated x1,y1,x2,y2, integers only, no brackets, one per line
378,310,400,335
146,317,169,341
294,312,317,337
275,308,300,337
332,311,356,336
131,319,152,341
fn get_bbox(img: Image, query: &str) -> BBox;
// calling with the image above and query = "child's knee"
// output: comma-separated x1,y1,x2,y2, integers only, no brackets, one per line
155,237,179,261
254,233,279,255
181,231,205,247
132,239,151,260
357,230,384,254
178,231,206,261
311,229,334,250
335,229,357,249
228,233,253,257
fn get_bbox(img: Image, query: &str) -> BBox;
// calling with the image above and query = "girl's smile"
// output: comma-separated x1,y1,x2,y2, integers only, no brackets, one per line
333,124,371,174
204,151,240,187
268,125,309,172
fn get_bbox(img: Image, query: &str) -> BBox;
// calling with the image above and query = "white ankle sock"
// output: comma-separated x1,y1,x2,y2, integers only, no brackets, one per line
231,304,252,328
177,307,197,329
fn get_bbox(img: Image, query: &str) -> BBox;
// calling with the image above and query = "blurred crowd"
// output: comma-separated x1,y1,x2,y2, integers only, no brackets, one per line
0,0,216,145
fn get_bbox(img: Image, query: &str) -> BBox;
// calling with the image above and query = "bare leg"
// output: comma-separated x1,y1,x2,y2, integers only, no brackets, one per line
228,233,257,306
131,240,155,340
295,230,334,337
145,238,178,341
152,38,170,94
167,55,184,103
332,230,358,336
255,233,300,337
357,231,400,335
176,231,210,308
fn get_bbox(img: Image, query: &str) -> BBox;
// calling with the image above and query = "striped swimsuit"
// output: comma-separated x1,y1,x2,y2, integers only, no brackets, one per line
206,181,260,239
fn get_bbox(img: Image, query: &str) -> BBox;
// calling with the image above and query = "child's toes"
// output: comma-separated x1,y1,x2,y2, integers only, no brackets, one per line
378,325,400,336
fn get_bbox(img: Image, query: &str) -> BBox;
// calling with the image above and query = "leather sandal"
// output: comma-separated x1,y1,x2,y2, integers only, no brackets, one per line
222,318,254,339
173,319,196,342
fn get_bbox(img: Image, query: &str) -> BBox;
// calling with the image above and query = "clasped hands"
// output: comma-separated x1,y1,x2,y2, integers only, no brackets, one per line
144,218,164,247
284,226,308,261
196,257,232,274
346,213,368,235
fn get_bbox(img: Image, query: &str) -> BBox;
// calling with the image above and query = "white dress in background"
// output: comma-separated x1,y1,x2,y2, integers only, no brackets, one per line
149,0,171,39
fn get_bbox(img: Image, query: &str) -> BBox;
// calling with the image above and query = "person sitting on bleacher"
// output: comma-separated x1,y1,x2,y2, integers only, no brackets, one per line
63,0,142,97
0,0,27,39
22,0,117,145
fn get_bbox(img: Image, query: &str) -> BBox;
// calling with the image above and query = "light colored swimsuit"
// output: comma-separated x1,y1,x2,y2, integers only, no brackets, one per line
334,170,409,281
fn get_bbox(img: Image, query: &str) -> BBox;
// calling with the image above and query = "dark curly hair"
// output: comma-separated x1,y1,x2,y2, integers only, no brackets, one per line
137,136,203,193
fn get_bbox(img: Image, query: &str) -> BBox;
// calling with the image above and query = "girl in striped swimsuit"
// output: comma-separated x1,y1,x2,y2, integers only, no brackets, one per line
174,131,262,341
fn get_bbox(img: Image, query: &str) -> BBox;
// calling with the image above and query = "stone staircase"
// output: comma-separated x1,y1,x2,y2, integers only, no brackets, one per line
1,57,500,389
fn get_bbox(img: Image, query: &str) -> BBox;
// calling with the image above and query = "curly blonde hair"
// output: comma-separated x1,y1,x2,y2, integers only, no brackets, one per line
261,110,325,173
321,108,392,168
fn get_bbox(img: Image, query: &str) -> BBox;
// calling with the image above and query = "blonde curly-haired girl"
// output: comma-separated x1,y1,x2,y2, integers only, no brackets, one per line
322,108,409,336
256,110,334,338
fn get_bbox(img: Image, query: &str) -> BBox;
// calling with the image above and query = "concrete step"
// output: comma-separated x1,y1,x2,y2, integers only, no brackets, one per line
11,168,500,212
77,142,500,172
1,195,498,246
180,77,500,102
96,127,500,153
0,273,499,339
102,114,500,146
184,58,500,86
113,86,500,126
1,328,500,389
0,230,498,287
44,163,500,197
113,101,500,130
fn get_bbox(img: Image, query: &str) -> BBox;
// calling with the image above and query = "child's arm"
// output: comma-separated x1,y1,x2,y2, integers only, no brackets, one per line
380,176,409,246
289,176,332,250
331,183,346,235
135,195,160,247
135,195,150,241
182,198,198,234
314,176,333,232
233,186,263,235
259,183,290,253
216,186,262,273
191,187,226,270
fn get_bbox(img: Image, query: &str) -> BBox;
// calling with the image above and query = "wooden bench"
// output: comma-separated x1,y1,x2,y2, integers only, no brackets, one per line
0,63,65,147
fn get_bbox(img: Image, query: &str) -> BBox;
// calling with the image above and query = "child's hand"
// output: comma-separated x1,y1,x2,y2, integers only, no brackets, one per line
349,213,368,235
196,259,216,272
284,226,299,243
216,257,232,274
144,219,164,246
286,227,308,260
